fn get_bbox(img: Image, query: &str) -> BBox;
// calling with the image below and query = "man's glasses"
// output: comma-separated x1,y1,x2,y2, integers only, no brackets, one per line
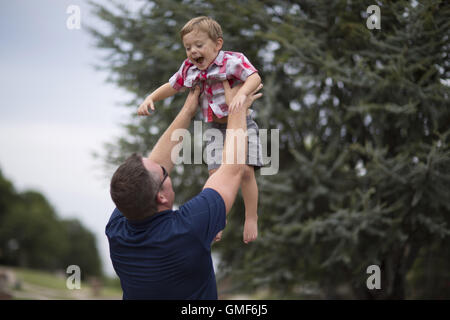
157,165,168,192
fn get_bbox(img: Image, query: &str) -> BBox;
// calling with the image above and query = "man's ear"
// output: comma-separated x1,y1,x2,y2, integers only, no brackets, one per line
156,192,168,205
216,38,223,51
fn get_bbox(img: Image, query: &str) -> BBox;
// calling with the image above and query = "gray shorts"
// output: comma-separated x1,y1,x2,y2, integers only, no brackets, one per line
204,112,264,171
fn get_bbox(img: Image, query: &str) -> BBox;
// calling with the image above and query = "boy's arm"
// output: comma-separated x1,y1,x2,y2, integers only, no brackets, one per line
137,82,178,116
228,73,261,114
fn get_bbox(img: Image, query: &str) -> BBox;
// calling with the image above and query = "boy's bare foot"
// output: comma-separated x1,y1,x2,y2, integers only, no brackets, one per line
214,219,227,242
214,230,223,242
243,216,258,244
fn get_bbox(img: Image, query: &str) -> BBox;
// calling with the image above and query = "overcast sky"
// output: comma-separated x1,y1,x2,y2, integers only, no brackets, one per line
0,0,141,276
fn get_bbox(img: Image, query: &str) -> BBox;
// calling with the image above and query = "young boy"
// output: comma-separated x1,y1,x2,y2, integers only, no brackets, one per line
138,16,263,244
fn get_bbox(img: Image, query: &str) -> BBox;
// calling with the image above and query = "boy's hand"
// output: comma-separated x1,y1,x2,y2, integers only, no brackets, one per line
228,93,247,114
137,96,155,116
223,81,263,112
223,81,242,106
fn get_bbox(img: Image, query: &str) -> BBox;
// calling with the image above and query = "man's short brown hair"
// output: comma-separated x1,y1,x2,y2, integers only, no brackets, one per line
180,16,223,42
110,153,159,220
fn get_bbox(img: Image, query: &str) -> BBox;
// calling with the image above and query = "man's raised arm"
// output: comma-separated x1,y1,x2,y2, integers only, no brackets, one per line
203,81,263,213
147,86,200,174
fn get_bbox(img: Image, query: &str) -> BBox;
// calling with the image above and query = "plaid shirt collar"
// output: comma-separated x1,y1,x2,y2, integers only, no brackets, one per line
212,50,226,66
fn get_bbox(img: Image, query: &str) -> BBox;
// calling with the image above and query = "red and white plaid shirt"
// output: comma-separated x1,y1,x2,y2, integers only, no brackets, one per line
169,50,258,122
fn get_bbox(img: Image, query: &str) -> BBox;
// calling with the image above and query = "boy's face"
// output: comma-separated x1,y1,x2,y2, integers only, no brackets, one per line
182,30,223,70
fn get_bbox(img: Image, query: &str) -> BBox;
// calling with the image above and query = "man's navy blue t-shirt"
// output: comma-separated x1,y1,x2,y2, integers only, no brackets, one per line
105,188,226,300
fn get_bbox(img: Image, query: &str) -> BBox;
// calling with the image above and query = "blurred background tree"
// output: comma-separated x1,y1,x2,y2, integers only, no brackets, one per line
0,169,102,278
88,0,449,299
60,219,103,279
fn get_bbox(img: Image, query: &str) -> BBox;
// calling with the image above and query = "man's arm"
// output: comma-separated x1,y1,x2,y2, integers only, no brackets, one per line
147,86,200,173
203,81,263,214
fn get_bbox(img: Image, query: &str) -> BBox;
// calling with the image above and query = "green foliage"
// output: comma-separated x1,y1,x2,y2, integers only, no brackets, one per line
89,0,450,298
61,219,103,278
2,191,68,269
0,169,102,277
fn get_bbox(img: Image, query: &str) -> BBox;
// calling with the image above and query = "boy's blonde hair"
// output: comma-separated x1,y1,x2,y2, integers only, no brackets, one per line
180,16,223,42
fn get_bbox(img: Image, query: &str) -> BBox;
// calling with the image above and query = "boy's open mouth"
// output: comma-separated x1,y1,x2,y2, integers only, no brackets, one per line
193,56,205,64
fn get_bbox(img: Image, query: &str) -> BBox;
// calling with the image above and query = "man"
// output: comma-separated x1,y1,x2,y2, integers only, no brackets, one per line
106,81,263,299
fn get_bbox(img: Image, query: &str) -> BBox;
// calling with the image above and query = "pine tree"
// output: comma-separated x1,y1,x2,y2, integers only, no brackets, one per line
89,0,450,298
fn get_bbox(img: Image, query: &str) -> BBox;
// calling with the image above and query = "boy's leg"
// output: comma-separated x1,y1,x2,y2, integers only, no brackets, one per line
241,165,258,244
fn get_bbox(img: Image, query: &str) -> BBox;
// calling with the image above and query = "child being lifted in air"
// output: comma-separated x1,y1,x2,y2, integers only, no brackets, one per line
138,16,263,244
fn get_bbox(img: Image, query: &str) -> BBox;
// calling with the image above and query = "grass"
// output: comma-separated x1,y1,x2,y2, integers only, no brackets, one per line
1,266,122,300
14,267,68,290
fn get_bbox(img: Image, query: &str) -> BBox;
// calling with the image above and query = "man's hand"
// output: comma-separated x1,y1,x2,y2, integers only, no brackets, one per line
138,96,155,116
182,86,201,117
